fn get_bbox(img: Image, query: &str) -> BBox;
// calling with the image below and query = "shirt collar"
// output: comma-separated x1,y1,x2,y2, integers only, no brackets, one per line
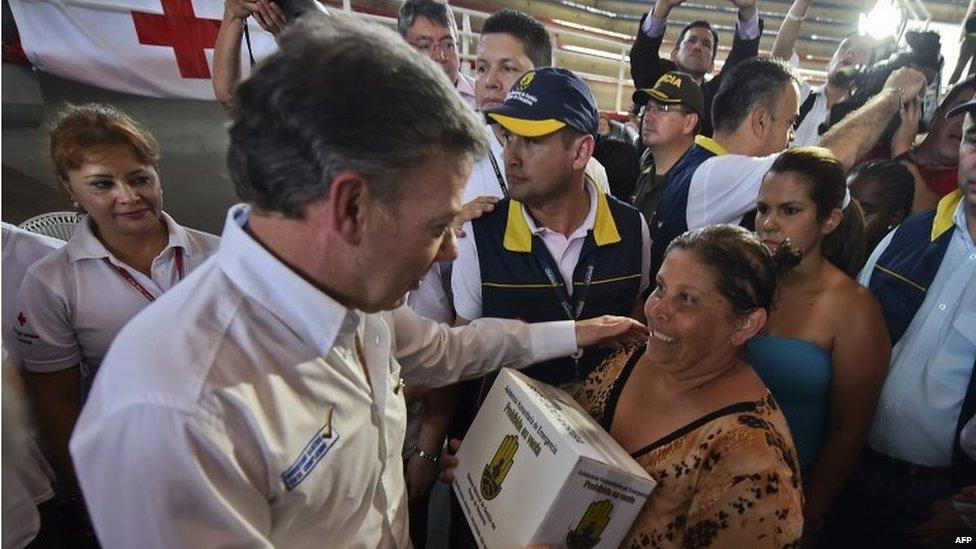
931,188,965,241
65,211,191,264
216,204,353,357
503,180,621,252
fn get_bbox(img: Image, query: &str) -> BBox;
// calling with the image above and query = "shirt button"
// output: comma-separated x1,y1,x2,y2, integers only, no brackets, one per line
970,253,976,260
938,303,947,311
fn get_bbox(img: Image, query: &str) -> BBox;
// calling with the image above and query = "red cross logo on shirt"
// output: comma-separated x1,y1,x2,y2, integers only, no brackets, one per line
17,312,26,327
131,0,221,79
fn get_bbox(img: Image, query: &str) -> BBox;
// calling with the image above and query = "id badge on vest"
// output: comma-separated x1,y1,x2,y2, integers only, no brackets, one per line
532,234,595,393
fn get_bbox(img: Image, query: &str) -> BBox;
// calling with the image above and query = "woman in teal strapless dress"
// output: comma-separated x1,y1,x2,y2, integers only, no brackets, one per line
751,148,891,541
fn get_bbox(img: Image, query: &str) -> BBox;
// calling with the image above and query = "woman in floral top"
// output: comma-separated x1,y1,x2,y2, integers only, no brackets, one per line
575,225,803,548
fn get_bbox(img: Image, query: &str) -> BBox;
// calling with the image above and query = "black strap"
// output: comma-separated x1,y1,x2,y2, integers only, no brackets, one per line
795,89,819,129
243,18,256,68
530,235,596,322
487,152,508,198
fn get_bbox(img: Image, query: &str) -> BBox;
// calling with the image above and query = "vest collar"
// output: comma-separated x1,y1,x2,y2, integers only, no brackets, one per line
694,135,728,156
931,189,963,241
503,188,622,253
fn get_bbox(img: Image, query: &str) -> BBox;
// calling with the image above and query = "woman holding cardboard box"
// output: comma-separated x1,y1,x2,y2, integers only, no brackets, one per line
574,224,803,547
443,224,803,546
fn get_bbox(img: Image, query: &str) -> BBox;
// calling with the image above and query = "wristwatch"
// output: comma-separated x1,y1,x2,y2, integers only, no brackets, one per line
412,445,440,465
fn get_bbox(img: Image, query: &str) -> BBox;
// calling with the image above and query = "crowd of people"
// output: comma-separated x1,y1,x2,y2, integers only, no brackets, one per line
2,0,974,547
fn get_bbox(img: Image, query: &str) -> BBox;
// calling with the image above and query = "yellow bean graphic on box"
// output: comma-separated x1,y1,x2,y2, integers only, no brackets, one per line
566,499,613,549
480,434,518,500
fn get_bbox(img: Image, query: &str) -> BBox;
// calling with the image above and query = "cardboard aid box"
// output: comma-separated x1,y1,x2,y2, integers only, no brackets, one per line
453,368,657,549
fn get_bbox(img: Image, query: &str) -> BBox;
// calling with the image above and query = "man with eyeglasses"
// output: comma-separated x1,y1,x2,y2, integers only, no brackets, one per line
398,0,475,108
630,71,703,227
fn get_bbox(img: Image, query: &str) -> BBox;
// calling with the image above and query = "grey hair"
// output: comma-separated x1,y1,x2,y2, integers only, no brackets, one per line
227,14,487,218
397,0,457,39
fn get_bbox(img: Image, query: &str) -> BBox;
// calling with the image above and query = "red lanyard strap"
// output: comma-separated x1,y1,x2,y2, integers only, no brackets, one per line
104,248,184,303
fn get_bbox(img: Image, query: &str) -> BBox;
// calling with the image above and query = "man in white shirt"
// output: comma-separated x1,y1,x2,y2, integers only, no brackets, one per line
820,93,976,548
770,0,876,147
70,16,643,548
649,56,928,275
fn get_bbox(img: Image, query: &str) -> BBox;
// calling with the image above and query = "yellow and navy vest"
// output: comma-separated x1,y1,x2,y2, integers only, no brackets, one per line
867,191,975,488
472,192,644,383
649,136,756,277
449,192,644,440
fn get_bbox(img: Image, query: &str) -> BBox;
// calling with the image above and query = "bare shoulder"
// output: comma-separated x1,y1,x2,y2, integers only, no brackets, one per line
819,263,887,345
821,263,880,314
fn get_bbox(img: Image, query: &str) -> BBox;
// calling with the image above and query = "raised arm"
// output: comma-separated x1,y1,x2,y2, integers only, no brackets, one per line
630,0,686,88
819,67,927,170
772,0,812,60
711,0,763,88
213,0,285,115
889,98,940,212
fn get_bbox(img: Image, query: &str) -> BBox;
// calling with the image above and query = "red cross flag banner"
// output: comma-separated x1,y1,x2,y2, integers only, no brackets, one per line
7,0,278,99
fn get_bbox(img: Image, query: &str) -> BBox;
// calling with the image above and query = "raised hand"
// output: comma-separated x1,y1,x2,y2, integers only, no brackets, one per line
453,196,499,238
728,0,758,21
651,0,689,19
224,0,286,35
884,67,928,103
891,98,922,157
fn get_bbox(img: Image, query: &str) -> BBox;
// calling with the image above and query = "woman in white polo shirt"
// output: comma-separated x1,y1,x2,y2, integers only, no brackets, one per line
13,104,219,516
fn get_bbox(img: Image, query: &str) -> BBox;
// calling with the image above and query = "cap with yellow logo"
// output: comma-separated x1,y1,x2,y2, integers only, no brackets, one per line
632,71,704,116
483,67,599,138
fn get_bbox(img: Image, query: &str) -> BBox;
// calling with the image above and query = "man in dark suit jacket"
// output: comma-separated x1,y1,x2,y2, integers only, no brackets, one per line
630,0,763,136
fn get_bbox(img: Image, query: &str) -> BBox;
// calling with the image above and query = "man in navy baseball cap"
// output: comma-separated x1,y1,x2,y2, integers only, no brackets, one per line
483,66,600,138
450,65,651,411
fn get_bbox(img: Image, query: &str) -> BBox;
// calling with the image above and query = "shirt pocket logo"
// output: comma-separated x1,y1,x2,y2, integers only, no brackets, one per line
281,407,340,491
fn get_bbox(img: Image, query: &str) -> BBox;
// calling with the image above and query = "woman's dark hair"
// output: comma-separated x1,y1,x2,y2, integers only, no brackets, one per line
766,147,866,277
848,159,914,218
666,224,787,316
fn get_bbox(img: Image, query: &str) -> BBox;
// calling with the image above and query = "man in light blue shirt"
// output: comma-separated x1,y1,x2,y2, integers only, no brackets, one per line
822,95,976,546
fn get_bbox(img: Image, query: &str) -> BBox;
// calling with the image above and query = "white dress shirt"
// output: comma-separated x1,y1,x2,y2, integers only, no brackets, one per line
452,181,651,320
858,199,976,466
12,213,219,376
70,204,578,549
